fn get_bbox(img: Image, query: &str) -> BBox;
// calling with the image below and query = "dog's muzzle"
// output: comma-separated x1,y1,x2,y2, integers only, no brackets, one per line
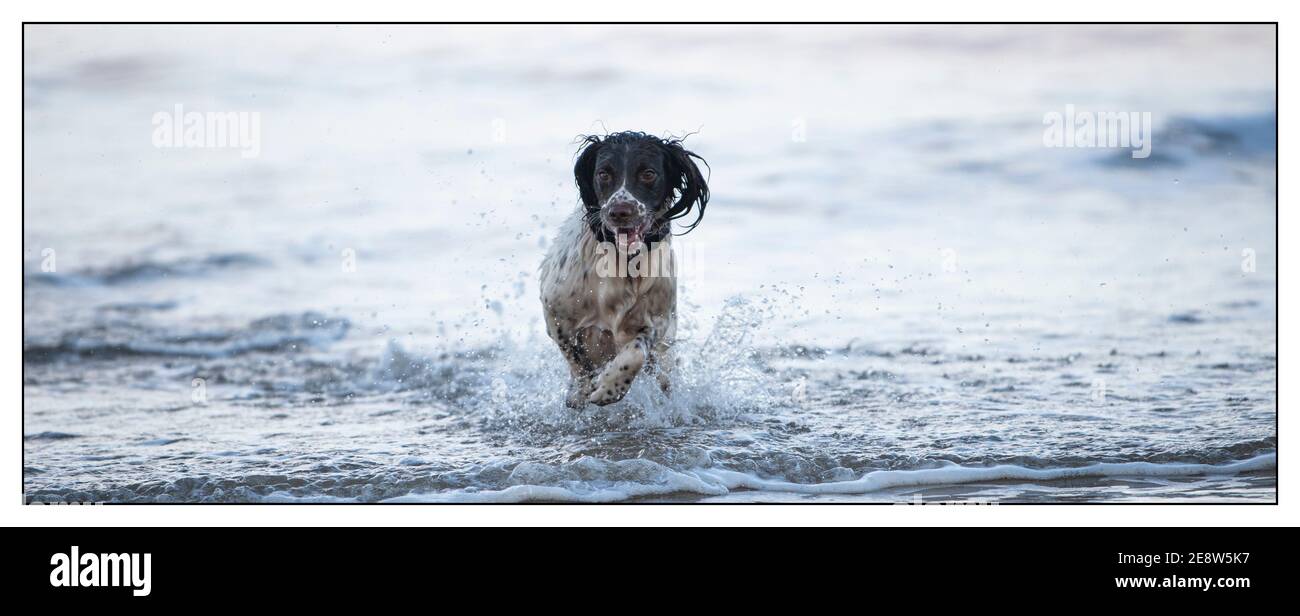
602,195,650,246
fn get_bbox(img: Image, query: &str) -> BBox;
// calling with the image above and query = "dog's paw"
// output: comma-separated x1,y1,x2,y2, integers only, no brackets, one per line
587,372,635,406
656,369,672,396
565,376,595,409
587,384,627,406
566,390,589,409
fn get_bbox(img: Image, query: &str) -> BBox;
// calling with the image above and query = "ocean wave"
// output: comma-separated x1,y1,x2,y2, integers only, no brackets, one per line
23,431,81,441
383,453,1276,503
23,311,348,363
25,252,264,287
21,449,1275,504
1097,111,1275,169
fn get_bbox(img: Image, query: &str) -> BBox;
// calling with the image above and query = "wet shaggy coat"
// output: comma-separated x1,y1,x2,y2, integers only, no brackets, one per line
539,132,709,407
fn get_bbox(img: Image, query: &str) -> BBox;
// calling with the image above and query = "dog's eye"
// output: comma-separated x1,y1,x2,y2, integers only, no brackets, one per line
639,170,657,183
596,170,612,183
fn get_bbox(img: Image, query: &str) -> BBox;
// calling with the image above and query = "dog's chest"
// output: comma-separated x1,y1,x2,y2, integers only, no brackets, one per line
590,275,640,327
560,260,651,333
540,216,675,334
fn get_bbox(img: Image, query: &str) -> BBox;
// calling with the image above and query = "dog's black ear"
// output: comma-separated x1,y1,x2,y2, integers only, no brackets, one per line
573,135,603,210
661,139,710,234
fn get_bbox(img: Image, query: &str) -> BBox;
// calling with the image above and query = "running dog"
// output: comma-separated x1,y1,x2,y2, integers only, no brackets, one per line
539,132,710,408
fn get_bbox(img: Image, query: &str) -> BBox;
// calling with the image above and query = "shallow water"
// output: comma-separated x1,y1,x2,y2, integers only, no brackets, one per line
23,25,1276,503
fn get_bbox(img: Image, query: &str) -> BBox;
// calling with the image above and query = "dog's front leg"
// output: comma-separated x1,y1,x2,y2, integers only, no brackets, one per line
544,313,595,408
556,334,598,409
588,328,651,406
651,342,674,395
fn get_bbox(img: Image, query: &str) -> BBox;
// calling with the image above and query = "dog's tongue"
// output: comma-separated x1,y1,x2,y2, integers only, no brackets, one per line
619,228,643,247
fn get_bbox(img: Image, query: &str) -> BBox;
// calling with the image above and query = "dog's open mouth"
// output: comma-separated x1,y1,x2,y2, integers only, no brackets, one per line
607,220,651,247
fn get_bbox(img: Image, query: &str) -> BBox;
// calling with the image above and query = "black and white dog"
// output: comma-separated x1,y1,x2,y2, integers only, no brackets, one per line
540,132,710,408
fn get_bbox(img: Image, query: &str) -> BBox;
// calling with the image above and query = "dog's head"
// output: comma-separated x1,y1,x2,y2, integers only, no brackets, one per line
573,131,710,244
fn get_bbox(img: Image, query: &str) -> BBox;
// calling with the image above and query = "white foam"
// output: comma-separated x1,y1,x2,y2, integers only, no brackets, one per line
385,454,1275,503
696,453,1277,496
382,471,728,504
261,491,358,504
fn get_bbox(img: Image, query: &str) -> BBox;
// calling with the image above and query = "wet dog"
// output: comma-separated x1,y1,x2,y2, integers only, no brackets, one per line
539,132,709,407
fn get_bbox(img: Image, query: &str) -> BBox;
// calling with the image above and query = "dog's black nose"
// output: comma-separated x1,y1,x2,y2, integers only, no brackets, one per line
606,202,639,226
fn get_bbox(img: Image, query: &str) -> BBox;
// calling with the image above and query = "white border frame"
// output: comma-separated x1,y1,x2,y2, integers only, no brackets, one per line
4,0,1290,526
